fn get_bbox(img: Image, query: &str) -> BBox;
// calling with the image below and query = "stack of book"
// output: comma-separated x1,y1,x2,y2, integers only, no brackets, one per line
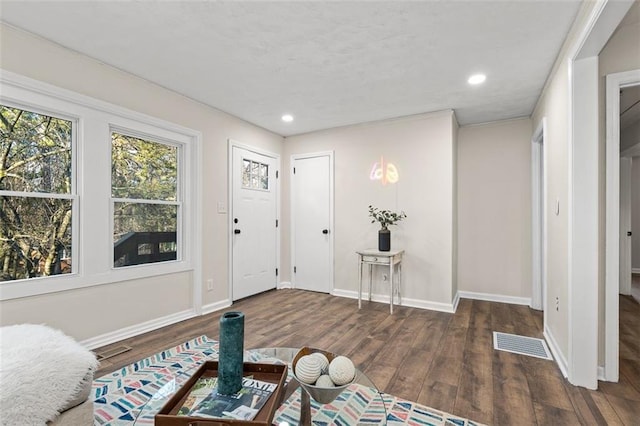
154,361,287,426
177,376,277,421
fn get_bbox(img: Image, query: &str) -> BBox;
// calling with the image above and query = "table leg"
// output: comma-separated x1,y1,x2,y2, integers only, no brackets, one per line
398,261,402,306
389,260,394,314
368,264,373,301
300,388,311,426
358,257,362,309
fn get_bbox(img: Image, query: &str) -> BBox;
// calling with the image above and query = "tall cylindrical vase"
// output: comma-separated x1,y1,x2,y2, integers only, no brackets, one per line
378,229,391,251
218,311,245,395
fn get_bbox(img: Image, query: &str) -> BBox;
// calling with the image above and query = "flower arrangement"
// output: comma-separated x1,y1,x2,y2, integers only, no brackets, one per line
368,205,407,230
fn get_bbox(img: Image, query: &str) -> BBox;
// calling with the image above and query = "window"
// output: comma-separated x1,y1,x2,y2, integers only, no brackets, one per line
111,132,180,267
0,105,75,281
242,158,269,190
1,72,200,301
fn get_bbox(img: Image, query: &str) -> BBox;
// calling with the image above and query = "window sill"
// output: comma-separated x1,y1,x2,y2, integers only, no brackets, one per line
0,260,193,301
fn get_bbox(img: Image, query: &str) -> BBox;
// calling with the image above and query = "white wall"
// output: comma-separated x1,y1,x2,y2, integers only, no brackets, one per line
621,120,640,151
282,111,458,309
457,118,532,300
531,55,571,359
531,2,601,361
0,23,284,343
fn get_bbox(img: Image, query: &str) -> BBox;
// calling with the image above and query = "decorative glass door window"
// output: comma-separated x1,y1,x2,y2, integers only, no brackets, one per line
242,158,269,190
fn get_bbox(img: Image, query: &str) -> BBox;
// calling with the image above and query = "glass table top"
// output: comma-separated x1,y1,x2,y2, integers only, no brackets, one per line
133,347,387,425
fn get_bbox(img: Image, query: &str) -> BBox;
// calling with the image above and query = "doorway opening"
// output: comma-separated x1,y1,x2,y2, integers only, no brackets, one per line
531,118,547,314
604,69,640,382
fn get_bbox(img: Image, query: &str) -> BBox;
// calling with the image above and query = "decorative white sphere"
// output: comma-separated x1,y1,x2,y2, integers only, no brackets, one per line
315,374,335,388
295,355,322,384
311,352,329,373
328,356,355,385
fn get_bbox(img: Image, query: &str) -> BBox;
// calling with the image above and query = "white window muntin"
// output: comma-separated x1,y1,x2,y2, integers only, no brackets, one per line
241,157,270,191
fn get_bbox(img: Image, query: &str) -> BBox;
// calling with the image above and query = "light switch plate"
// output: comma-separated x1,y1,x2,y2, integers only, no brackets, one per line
217,201,227,214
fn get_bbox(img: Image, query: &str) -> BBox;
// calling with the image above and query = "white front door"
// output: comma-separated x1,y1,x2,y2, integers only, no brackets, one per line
231,146,278,300
292,153,333,293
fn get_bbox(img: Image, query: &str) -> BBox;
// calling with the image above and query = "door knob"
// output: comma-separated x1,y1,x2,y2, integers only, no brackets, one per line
234,229,241,234
322,229,329,234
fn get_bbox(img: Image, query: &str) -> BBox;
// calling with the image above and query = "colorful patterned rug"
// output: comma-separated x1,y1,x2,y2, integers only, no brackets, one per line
92,336,484,425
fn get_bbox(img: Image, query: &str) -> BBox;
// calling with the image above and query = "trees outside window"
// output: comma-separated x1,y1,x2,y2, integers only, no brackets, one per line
1,73,200,300
111,132,180,267
0,105,74,281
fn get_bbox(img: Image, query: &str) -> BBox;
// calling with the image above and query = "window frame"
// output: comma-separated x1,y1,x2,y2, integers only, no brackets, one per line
0,100,79,280
0,71,202,301
109,126,184,269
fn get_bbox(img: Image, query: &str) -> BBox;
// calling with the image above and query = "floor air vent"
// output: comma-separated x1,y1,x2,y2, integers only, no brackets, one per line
493,332,553,360
95,345,132,361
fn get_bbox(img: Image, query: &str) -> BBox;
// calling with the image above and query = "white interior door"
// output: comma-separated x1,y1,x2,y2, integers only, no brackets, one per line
292,153,333,293
232,146,277,300
620,156,632,295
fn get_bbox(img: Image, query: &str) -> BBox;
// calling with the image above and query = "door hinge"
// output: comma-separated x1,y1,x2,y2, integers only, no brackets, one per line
276,219,279,227
294,266,297,273
276,170,279,179
276,268,279,276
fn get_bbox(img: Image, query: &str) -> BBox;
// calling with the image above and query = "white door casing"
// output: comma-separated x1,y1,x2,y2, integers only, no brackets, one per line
291,152,334,293
531,118,547,313
230,143,279,301
566,0,634,389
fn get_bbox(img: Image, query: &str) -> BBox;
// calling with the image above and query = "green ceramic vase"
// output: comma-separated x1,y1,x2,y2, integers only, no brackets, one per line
218,311,244,394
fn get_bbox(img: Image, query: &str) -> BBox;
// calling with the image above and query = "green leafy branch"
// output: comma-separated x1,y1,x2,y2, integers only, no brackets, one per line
368,205,407,230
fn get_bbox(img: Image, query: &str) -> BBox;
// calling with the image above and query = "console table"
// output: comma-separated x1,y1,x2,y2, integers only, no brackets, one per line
356,248,404,314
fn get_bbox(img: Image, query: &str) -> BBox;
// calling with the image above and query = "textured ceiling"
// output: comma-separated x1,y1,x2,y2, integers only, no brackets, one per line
0,1,582,136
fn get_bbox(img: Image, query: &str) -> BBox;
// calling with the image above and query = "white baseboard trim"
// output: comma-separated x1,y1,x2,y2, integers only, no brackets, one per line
278,281,292,289
452,291,460,313
632,268,640,274
332,289,457,313
544,324,568,378
458,290,532,306
403,296,457,313
598,365,606,381
81,308,197,350
202,299,232,315
332,288,372,301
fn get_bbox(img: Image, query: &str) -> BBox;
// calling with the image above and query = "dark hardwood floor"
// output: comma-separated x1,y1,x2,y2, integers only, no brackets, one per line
95,290,640,425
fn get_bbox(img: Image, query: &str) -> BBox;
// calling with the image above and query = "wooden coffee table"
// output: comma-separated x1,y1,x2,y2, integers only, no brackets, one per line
133,347,387,425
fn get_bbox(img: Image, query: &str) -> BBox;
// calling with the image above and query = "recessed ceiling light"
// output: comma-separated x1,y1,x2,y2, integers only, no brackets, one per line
281,114,294,122
468,74,486,85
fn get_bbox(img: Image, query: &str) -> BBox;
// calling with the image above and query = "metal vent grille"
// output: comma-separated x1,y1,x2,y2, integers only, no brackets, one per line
95,344,132,361
493,332,553,360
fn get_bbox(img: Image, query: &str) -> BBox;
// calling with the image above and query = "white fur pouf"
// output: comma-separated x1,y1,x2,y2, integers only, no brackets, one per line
0,324,98,426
